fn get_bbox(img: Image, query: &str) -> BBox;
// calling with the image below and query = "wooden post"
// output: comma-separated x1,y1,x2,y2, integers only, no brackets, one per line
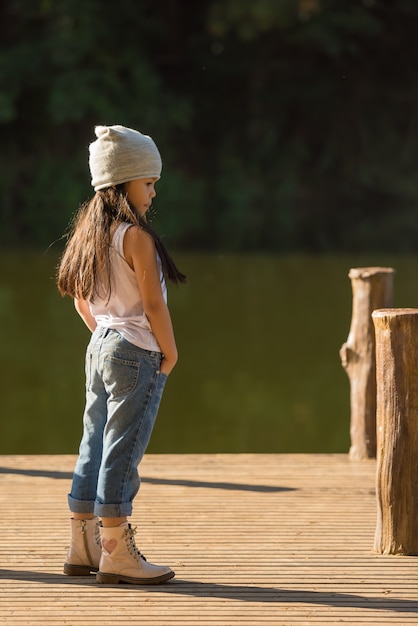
340,267,395,460
372,308,418,555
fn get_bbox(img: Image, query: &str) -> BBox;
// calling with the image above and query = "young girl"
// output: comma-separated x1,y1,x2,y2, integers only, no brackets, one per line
57,125,185,585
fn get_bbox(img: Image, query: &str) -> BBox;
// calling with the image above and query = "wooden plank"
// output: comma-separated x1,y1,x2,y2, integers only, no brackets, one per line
0,454,417,625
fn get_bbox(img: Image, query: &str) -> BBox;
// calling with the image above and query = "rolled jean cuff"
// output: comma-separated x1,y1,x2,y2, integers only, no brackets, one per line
68,494,95,515
94,501,133,518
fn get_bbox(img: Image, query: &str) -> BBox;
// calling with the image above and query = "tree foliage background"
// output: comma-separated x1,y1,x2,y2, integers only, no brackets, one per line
1,0,418,252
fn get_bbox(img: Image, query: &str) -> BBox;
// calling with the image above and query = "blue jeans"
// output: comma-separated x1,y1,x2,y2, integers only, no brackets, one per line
68,327,167,518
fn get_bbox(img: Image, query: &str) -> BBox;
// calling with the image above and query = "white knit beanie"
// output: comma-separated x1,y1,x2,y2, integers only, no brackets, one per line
89,125,162,191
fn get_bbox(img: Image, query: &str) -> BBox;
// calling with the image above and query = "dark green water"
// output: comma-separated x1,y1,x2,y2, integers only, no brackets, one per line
1,251,417,454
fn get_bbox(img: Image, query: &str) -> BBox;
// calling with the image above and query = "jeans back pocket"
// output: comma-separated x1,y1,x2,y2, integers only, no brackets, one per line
103,355,140,398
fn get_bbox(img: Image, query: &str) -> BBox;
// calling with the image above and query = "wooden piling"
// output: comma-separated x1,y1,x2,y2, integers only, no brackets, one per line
340,267,394,460
372,308,418,555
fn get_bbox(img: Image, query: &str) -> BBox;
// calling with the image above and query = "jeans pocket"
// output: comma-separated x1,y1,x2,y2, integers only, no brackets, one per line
154,370,168,397
103,355,140,398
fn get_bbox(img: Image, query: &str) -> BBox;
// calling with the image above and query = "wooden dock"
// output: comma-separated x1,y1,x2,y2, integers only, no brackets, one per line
1,453,417,625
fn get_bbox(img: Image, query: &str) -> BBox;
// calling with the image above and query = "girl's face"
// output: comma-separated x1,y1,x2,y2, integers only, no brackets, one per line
125,177,158,217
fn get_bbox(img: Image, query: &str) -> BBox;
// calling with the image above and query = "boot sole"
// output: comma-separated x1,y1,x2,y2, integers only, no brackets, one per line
96,570,175,585
64,563,99,576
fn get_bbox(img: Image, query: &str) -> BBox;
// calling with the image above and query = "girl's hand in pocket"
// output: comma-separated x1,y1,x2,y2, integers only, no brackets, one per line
160,355,177,376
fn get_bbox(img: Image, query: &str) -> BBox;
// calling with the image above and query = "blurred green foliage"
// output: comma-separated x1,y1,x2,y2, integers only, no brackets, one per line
1,0,418,252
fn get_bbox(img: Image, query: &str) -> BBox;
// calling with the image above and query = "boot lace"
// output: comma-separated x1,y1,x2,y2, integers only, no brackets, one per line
124,524,147,562
94,520,101,547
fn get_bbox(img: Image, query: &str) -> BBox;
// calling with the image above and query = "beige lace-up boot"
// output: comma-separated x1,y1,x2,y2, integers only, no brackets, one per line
64,517,101,575
96,522,174,585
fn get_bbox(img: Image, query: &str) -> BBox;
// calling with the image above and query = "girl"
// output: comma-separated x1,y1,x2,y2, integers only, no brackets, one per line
57,125,185,585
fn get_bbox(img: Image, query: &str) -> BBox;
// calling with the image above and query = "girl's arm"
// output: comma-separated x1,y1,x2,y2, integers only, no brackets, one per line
124,225,178,376
74,297,97,333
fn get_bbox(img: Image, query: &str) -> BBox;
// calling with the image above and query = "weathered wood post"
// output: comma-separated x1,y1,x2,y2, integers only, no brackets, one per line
372,308,418,555
340,267,395,460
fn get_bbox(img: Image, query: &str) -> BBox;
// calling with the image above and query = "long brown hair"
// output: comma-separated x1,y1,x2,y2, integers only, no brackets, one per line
57,185,186,300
